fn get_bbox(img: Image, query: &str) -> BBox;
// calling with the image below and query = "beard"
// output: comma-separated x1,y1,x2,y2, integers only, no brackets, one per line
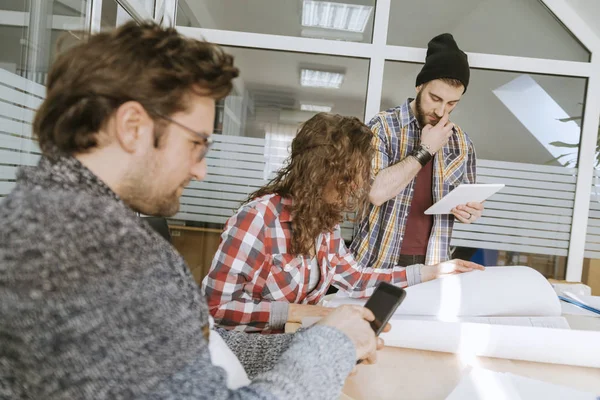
414,91,441,128
119,155,186,217
137,187,182,217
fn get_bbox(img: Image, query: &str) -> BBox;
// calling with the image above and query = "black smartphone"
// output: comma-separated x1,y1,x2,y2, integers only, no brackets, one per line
363,282,407,336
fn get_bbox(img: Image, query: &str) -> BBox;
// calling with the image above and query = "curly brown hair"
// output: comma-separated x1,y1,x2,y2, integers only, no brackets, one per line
247,113,374,255
34,21,239,154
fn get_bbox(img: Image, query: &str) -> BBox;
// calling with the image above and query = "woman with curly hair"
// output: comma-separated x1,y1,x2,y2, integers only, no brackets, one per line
202,113,483,333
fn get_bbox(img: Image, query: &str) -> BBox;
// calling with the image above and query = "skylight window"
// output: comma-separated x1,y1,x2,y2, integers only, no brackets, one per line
493,74,581,166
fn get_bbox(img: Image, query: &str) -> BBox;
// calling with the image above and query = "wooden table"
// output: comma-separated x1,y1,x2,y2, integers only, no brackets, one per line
286,316,600,399
342,346,600,399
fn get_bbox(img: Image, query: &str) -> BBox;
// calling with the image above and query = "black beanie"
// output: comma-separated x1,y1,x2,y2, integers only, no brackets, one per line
416,33,470,93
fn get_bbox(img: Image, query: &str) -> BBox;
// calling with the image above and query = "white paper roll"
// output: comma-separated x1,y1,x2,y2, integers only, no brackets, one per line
381,319,600,368
327,266,562,318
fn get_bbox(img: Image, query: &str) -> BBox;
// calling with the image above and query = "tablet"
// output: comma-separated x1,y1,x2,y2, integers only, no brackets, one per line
424,183,505,215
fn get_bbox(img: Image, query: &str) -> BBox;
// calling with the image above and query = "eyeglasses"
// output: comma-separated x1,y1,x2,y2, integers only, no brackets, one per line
154,112,213,161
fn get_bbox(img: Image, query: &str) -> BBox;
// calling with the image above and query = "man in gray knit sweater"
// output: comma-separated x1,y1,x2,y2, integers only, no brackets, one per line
0,22,388,399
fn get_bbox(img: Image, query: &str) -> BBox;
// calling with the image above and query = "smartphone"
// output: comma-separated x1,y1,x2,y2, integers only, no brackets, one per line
363,282,407,336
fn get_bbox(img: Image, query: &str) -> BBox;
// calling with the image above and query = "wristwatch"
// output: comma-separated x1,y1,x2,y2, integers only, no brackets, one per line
410,144,433,167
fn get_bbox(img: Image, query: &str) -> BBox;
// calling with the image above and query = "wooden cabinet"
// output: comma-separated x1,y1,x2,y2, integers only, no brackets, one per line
169,226,222,285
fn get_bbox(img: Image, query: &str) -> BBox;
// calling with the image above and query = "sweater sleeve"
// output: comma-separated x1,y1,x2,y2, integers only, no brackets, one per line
148,325,356,400
216,327,295,379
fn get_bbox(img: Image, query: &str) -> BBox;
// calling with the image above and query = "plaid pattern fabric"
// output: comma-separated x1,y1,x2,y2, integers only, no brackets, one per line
203,194,415,333
350,98,477,268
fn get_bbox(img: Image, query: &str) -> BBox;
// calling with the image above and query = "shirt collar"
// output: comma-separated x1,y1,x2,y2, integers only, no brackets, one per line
278,195,293,223
398,98,418,129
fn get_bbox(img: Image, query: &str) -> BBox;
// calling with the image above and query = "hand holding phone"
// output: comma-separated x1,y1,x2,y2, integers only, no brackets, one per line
319,282,406,366
317,305,383,365
363,281,407,336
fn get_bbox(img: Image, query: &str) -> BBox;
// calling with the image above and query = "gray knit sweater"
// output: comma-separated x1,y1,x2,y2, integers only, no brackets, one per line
0,154,356,399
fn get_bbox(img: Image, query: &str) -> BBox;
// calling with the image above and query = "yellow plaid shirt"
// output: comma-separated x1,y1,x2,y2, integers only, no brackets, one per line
350,99,477,268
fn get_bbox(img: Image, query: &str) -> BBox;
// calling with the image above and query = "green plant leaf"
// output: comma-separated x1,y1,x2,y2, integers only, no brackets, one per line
545,154,570,165
557,116,582,122
549,141,579,148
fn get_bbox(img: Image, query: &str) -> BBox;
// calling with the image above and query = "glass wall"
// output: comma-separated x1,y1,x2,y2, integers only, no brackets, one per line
216,46,369,138
381,64,586,167
101,0,135,29
169,46,370,266
380,61,586,279
0,0,139,200
1,0,92,205
0,0,89,85
170,0,597,284
585,130,600,293
0,0,597,286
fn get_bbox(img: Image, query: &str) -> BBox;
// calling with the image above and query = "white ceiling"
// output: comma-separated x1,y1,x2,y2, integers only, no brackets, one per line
387,0,589,61
566,0,600,40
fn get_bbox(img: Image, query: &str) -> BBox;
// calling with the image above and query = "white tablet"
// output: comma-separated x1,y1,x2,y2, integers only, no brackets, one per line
424,183,505,215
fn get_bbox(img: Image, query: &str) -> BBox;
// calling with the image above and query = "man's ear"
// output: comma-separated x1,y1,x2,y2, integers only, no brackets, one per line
113,101,155,154
415,84,423,95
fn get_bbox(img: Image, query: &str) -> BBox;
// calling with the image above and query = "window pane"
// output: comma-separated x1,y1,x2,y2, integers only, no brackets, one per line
381,63,586,166
176,0,376,43
169,48,369,272
219,47,369,138
1,0,26,12
585,135,600,295
101,0,134,30
101,0,119,29
53,0,88,16
0,1,89,81
0,1,90,200
380,61,586,279
140,0,156,17
387,0,589,62
0,1,89,83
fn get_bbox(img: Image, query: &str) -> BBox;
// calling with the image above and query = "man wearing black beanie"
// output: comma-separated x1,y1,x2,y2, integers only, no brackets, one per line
351,33,484,272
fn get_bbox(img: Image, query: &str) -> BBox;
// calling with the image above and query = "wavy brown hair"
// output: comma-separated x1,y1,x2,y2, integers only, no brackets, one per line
34,21,239,155
247,113,374,255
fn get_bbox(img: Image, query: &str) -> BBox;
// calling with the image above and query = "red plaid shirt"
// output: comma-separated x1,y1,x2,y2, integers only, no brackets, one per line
202,194,421,332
